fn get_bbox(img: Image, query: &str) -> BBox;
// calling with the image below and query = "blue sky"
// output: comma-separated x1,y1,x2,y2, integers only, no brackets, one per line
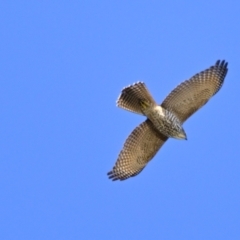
1,1,240,239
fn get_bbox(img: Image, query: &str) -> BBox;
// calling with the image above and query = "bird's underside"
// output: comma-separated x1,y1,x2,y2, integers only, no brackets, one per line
108,60,228,181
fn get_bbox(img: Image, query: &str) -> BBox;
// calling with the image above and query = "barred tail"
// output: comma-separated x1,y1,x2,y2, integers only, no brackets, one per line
117,82,156,115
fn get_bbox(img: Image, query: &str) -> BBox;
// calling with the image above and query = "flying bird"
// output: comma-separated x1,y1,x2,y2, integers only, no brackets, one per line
108,60,228,181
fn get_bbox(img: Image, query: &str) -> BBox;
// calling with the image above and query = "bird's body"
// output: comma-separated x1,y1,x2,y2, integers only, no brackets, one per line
108,60,228,181
140,101,187,140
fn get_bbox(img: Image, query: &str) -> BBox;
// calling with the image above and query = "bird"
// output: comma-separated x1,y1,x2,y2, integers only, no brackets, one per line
107,60,228,181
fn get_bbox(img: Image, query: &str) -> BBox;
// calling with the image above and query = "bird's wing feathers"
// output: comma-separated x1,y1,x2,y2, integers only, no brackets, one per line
108,119,168,181
161,60,228,123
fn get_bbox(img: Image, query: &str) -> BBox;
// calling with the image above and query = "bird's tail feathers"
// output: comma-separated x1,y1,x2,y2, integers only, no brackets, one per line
117,82,156,115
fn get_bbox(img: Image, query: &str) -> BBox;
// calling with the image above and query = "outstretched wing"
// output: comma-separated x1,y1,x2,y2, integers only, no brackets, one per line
108,119,168,181
161,60,228,123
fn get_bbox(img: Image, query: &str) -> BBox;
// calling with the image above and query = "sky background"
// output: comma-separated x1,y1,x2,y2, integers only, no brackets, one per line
1,1,240,239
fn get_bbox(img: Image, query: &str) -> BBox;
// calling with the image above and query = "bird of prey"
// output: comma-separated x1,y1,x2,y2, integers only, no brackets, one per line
108,60,228,181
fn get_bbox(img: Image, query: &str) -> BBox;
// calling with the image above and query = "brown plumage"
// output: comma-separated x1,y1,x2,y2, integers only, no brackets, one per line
108,60,228,181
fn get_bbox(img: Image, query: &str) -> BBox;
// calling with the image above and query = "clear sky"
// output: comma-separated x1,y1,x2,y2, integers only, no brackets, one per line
1,1,240,239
